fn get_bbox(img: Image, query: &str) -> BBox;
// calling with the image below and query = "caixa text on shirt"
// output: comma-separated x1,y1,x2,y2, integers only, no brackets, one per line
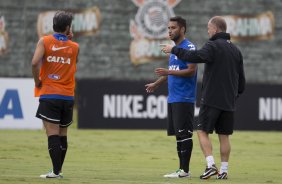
47,56,71,64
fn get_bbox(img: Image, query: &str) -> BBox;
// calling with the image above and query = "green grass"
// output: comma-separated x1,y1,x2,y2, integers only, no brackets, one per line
0,128,282,184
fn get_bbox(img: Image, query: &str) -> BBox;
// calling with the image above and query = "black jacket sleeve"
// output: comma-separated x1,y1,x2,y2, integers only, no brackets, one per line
238,52,246,94
171,41,214,63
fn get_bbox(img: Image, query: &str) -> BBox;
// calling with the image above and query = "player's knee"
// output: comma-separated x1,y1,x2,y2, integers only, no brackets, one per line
178,130,193,139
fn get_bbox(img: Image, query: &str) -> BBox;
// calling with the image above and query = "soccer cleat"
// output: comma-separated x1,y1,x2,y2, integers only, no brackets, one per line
163,169,181,178
199,164,218,179
178,170,191,178
39,171,63,179
217,172,228,179
163,169,191,178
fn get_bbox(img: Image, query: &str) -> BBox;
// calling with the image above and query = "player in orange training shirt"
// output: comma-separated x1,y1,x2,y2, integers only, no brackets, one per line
32,11,79,179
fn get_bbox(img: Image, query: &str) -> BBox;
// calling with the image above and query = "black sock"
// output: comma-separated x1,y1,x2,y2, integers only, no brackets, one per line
180,137,193,173
60,136,68,172
176,137,182,170
48,135,61,175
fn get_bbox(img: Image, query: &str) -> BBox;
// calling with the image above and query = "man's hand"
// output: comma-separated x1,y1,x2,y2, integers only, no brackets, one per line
67,31,74,40
145,83,157,93
35,80,42,88
155,68,169,76
160,44,174,54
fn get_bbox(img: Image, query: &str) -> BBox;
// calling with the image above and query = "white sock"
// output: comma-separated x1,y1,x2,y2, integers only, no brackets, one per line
220,162,228,174
206,155,215,168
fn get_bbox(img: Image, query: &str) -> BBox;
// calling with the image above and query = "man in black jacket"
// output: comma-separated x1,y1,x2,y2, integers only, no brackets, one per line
160,16,245,180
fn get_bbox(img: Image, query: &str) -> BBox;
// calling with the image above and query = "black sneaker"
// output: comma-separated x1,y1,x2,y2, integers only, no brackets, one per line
217,172,228,179
199,165,218,179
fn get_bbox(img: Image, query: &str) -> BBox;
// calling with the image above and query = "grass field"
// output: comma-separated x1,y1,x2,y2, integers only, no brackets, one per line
0,128,282,184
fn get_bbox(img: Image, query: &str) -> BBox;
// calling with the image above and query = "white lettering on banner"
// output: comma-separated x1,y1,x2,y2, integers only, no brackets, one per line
225,17,272,37
259,98,282,121
104,95,115,118
132,95,143,118
116,95,121,118
122,95,132,118
73,12,98,32
222,11,274,42
37,7,101,38
130,39,172,65
41,12,54,35
103,95,167,119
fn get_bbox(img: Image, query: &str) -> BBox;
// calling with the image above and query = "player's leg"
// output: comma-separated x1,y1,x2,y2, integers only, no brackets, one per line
59,127,68,174
163,103,182,178
197,131,213,163
215,111,234,179
164,103,193,178
174,102,194,177
36,99,63,178
44,121,62,176
197,105,220,179
217,134,230,179
58,99,74,175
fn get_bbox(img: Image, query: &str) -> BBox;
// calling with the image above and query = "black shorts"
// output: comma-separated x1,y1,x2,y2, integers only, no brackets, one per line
197,105,234,135
167,102,194,137
36,99,74,128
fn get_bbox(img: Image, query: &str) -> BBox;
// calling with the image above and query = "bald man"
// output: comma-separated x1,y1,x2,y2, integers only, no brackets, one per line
160,16,245,180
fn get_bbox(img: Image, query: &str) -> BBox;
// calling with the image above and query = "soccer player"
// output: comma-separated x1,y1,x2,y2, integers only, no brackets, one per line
31,11,79,178
160,16,246,179
145,16,197,178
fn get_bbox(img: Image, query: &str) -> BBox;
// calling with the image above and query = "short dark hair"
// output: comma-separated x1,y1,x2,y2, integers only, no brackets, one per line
170,16,187,33
210,16,227,32
53,11,73,33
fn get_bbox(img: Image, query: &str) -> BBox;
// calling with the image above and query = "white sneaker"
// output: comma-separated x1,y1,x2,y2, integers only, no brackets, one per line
178,170,191,178
163,169,181,178
163,169,190,178
39,171,63,178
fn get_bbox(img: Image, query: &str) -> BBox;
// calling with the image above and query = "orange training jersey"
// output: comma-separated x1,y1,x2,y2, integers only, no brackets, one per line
35,34,79,97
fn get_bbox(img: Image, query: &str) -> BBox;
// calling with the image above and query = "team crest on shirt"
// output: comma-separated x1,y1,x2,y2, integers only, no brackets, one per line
48,74,60,80
130,0,182,65
0,14,9,56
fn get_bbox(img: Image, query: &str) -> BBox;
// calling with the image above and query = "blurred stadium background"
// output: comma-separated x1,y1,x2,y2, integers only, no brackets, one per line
0,0,282,183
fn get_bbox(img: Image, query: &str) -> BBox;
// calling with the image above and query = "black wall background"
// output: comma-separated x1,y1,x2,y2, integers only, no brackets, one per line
77,80,282,131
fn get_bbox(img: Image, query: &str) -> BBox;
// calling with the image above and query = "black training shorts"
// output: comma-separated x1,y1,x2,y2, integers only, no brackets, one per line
167,102,194,137
36,99,74,128
197,105,234,135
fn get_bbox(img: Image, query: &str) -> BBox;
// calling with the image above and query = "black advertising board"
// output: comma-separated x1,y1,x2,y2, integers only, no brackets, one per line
77,79,282,131
77,79,168,129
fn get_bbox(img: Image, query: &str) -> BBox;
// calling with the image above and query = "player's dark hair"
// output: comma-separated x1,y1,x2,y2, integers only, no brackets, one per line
170,16,187,33
53,11,73,33
210,16,227,32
